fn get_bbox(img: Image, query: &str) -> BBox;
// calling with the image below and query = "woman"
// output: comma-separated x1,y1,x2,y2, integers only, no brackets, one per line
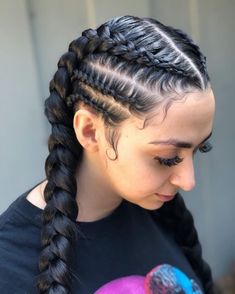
0,15,215,293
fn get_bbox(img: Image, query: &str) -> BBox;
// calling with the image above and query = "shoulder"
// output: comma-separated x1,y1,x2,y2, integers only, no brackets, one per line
0,187,42,293
0,185,44,239
0,188,42,247
26,180,47,210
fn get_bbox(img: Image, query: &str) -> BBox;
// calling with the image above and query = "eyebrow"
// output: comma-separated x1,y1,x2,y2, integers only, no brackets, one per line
148,132,212,149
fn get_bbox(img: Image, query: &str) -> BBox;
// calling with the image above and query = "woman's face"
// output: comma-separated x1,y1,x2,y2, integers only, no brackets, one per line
98,88,215,210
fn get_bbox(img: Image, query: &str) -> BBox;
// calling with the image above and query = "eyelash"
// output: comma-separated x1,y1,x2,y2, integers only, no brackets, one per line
154,141,213,167
155,156,183,167
196,141,213,153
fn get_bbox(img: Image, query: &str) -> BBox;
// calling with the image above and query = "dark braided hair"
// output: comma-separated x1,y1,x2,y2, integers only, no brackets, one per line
37,15,214,293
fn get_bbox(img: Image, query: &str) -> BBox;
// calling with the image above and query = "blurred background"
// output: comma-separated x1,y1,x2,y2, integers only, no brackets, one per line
0,0,234,291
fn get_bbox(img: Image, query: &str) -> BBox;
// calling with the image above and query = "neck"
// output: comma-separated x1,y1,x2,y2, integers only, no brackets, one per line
37,153,122,222
74,152,122,222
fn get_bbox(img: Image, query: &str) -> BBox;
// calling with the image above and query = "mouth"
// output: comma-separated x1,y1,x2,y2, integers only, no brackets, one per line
155,193,176,202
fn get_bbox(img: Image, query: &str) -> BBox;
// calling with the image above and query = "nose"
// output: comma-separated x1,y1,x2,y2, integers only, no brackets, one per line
169,157,196,192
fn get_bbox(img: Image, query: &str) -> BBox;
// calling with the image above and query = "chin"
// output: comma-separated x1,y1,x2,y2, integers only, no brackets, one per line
137,200,165,211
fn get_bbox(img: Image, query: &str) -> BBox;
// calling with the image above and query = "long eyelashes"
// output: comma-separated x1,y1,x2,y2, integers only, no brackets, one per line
154,156,183,167
155,141,213,167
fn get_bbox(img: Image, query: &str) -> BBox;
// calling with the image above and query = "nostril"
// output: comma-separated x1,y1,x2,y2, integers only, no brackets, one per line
183,179,196,192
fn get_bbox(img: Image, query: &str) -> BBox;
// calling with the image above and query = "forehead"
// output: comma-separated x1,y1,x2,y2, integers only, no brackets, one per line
122,89,215,143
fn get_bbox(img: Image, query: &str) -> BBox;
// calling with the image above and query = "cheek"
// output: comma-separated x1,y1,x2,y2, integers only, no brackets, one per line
108,156,171,196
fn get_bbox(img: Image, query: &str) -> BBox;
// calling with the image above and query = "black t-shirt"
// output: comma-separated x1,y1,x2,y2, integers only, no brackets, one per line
0,183,204,294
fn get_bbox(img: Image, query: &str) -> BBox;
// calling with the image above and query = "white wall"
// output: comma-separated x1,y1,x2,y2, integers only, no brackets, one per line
0,0,48,204
0,0,234,280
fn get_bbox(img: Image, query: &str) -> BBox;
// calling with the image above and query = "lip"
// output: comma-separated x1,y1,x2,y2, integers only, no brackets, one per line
155,193,175,202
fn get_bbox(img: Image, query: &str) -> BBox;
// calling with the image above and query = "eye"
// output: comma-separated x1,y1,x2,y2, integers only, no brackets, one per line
194,141,213,154
154,155,183,167
199,141,213,153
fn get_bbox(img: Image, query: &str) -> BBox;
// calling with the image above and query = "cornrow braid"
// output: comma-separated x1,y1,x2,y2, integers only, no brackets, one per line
142,17,206,89
71,69,135,106
85,26,191,77
68,26,191,79
164,25,208,72
66,92,111,119
153,193,214,293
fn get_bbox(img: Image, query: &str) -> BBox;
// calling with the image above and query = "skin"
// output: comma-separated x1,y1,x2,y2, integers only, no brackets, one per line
26,88,215,222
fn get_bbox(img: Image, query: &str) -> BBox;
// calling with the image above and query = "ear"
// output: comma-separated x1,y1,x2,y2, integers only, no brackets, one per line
73,109,100,153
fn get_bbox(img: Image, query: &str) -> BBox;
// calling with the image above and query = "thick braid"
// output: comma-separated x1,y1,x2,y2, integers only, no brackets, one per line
37,25,132,293
37,30,126,293
106,21,201,79
37,51,84,293
98,26,190,76
153,194,214,293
